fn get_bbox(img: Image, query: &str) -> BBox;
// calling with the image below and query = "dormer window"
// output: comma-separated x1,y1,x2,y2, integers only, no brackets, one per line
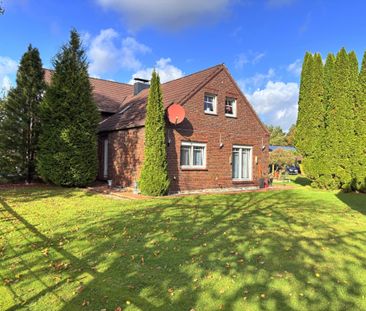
204,94,217,115
225,97,237,117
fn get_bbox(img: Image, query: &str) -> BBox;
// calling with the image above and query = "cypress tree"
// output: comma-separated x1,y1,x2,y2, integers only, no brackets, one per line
353,51,366,191
316,53,336,188
325,48,355,190
295,53,324,180
295,52,313,157
0,45,45,182
323,54,336,114
139,70,170,196
305,53,325,180
37,30,99,186
348,51,360,190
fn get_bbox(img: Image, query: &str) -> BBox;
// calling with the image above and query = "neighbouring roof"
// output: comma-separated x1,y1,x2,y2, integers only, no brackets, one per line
269,145,297,152
44,69,133,114
98,64,226,132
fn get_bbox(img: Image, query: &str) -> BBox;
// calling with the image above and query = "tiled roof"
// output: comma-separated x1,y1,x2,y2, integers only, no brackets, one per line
98,64,225,132
44,69,133,113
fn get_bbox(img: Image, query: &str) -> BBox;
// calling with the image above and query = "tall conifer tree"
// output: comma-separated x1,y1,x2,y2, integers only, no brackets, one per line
316,53,336,188
38,30,99,186
0,45,45,182
325,48,355,190
305,53,325,180
348,51,360,190
295,53,324,180
139,70,170,196
295,52,313,156
353,51,366,191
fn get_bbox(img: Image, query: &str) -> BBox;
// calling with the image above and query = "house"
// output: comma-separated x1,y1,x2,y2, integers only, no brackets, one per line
45,64,269,193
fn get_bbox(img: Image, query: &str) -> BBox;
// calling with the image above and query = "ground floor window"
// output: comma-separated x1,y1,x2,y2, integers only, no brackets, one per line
232,145,252,180
180,142,206,169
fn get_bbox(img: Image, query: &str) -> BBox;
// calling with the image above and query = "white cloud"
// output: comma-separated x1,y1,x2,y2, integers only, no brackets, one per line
237,68,275,93
234,51,265,70
246,81,299,130
87,28,151,77
121,37,151,70
287,59,302,76
0,56,18,93
96,0,231,29
130,58,184,83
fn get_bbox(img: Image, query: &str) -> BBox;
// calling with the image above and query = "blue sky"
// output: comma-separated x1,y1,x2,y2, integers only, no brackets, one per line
1,0,366,130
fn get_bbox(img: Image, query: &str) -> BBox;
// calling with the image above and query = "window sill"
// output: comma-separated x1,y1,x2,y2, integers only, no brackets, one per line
232,179,253,184
181,167,208,171
204,111,217,116
225,114,237,118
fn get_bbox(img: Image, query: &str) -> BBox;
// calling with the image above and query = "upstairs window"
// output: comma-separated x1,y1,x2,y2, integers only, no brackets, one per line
204,94,217,115
225,97,237,117
180,142,206,169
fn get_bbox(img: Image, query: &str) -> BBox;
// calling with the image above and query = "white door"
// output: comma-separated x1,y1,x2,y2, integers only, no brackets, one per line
103,138,108,178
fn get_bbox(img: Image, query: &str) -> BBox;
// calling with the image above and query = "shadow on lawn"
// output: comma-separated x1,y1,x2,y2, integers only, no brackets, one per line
0,196,98,311
0,186,94,203
336,192,366,215
292,176,312,187
2,190,366,310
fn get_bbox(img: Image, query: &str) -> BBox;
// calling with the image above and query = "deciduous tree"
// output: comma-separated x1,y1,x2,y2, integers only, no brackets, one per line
267,125,287,146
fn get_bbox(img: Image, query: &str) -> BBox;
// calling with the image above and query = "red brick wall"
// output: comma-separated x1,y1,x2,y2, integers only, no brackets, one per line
167,69,269,193
101,69,269,192
98,128,145,187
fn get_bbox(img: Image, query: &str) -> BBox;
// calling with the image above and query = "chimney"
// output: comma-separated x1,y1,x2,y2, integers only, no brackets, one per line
133,77,150,95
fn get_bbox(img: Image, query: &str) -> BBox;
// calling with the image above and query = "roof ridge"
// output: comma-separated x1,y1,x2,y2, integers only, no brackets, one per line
161,63,224,86
43,68,133,87
178,64,224,105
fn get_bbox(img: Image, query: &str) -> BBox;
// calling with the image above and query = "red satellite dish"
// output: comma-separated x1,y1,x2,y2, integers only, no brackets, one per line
167,103,185,125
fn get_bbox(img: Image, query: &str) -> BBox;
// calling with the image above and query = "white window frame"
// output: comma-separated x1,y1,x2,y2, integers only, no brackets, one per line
204,93,217,115
103,138,108,178
232,145,253,181
225,97,237,117
180,142,207,169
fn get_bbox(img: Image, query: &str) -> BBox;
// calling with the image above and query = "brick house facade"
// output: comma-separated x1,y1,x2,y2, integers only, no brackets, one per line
46,64,269,193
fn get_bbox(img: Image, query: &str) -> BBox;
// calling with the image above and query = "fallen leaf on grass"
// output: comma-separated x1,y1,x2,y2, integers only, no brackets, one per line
77,285,85,293
82,299,89,306
52,261,70,271
41,248,49,256
3,278,14,285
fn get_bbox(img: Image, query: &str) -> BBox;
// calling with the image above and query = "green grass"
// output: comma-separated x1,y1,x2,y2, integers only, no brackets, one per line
1,186,366,311
272,174,312,188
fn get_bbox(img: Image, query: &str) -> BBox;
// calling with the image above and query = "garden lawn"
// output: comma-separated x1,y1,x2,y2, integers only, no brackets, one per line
1,186,366,311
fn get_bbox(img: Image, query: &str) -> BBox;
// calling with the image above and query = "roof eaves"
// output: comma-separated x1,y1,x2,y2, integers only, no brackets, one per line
179,64,225,106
